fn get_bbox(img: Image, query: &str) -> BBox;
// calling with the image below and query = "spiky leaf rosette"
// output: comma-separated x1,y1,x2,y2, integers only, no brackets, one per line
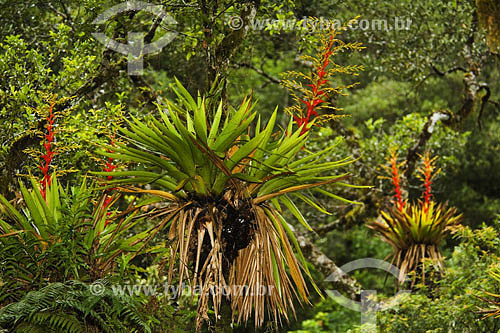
478,265,500,319
96,79,360,328
0,174,158,302
369,200,462,286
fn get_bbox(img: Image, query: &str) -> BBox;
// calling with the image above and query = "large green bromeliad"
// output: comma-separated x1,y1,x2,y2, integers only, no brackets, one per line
97,80,360,328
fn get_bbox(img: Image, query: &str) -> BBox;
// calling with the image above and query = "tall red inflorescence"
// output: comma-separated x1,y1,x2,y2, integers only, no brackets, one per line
389,152,405,212
38,102,57,200
102,137,117,226
294,35,335,136
421,152,433,212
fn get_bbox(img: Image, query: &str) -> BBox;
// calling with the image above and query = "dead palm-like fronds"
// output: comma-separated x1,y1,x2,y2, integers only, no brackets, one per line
97,79,361,329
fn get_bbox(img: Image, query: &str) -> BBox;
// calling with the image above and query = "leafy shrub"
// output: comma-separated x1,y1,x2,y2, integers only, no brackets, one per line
0,175,159,303
0,280,152,332
374,219,500,332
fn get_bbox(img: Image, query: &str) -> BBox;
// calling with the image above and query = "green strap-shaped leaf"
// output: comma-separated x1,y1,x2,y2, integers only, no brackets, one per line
208,101,223,146
173,77,197,111
30,176,57,226
213,98,256,152
19,181,48,239
292,192,331,215
314,188,361,204
288,137,343,168
193,97,208,143
0,193,29,231
280,195,314,231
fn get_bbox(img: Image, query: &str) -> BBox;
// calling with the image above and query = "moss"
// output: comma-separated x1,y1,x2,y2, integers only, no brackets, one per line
477,0,500,53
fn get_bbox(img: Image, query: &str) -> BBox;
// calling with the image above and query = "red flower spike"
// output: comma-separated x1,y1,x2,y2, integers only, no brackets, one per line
389,152,405,212
420,152,435,213
103,195,113,209
290,32,337,136
307,84,321,95
285,25,359,137
100,133,118,228
37,101,57,200
38,164,49,175
300,127,308,136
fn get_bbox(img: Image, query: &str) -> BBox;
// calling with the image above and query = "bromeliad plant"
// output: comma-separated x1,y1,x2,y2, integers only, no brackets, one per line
97,79,361,328
0,101,166,331
478,265,500,319
369,151,463,286
0,102,160,302
0,175,160,301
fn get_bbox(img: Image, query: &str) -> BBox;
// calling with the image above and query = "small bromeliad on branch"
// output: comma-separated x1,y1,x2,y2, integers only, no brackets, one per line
281,17,365,135
369,150,462,287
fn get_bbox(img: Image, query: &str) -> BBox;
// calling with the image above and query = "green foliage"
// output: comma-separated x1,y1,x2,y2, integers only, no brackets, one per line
289,308,359,333
0,280,151,332
374,220,500,332
332,0,483,80
0,29,122,195
477,0,500,53
442,113,500,226
0,28,97,137
96,79,363,328
294,220,500,332
360,113,470,178
0,175,160,303
0,0,499,331
342,79,412,123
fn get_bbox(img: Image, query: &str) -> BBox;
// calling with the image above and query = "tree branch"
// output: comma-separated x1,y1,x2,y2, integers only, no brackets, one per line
144,13,164,45
405,110,452,178
232,62,281,84
431,64,467,77
314,220,341,236
477,84,491,130
297,235,361,299
414,64,467,91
